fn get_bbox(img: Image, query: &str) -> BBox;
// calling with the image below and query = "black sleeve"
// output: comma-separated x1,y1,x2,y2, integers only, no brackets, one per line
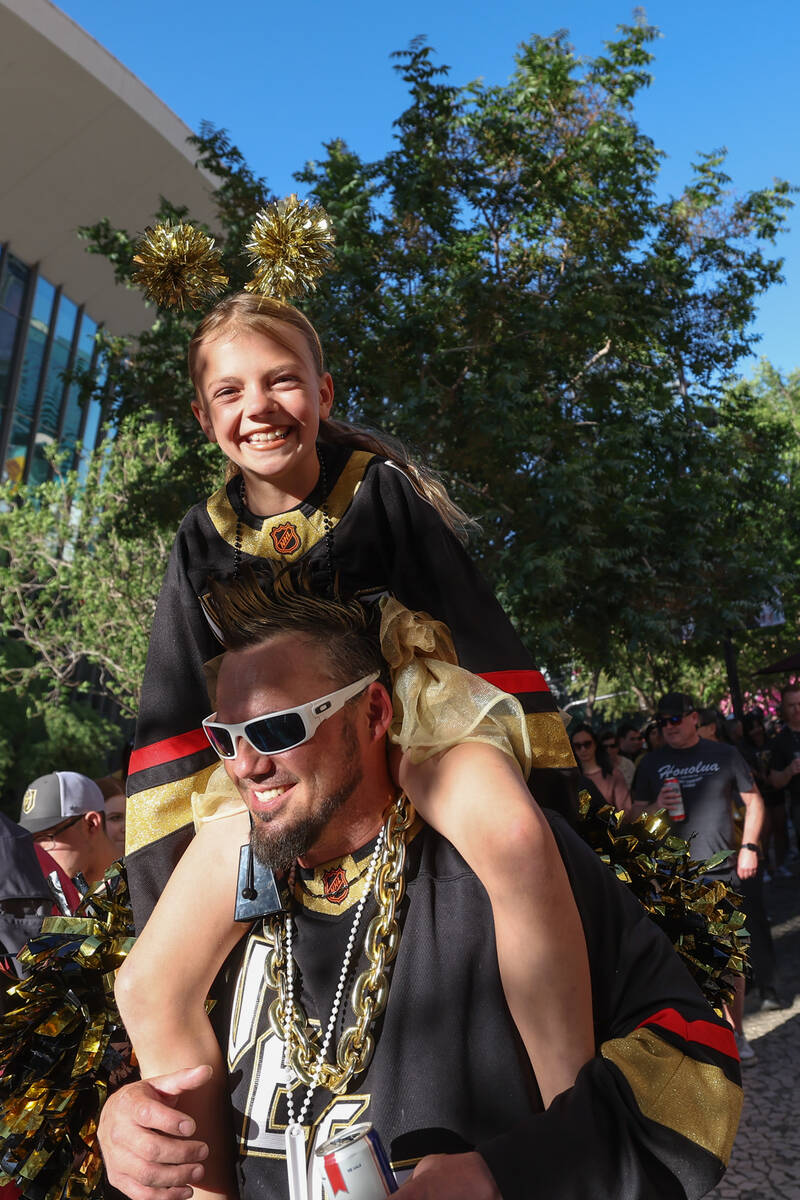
768,731,792,772
479,820,742,1200
364,463,579,818
124,513,223,929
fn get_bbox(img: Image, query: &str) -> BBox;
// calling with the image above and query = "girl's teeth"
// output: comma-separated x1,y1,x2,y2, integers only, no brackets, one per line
250,430,288,443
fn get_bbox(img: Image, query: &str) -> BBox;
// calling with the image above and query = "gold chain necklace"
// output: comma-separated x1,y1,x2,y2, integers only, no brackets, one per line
263,794,413,1094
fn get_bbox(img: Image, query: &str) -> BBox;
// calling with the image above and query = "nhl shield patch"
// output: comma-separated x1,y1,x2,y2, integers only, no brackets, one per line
270,522,302,555
323,866,349,905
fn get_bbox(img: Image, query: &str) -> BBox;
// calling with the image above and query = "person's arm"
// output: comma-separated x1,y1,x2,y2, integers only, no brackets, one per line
768,755,800,790
730,750,764,881
735,788,764,880
475,818,742,1200
395,1153,500,1198
611,767,632,815
398,742,594,1108
97,1067,213,1200
115,810,250,1200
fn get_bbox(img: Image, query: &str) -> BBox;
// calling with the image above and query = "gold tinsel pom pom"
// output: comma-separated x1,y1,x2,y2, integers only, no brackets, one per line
131,221,229,311
244,195,335,301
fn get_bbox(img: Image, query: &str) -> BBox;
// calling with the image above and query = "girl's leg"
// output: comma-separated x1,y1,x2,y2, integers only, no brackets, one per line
396,742,594,1108
115,808,251,1200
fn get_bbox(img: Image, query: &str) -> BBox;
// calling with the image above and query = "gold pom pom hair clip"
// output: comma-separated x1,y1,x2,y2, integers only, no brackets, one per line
131,221,228,312
244,194,335,300
131,196,335,312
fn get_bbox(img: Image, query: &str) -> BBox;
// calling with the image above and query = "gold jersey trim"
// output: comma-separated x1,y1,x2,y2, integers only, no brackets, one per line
525,712,577,770
293,812,423,916
125,764,218,856
205,450,375,563
601,1028,742,1166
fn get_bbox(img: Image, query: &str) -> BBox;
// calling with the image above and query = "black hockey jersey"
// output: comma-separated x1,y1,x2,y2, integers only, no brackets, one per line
220,814,742,1200
126,443,576,928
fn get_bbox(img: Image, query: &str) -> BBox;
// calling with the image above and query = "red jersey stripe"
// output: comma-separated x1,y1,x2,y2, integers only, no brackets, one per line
477,669,550,694
637,1008,738,1059
128,729,209,775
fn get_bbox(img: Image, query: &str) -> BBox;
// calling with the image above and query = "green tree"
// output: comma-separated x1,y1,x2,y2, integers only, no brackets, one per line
296,29,795,689
0,417,220,797
3,20,797,722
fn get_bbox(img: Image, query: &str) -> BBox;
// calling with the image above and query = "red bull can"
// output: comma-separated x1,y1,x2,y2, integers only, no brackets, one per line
315,1123,398,1198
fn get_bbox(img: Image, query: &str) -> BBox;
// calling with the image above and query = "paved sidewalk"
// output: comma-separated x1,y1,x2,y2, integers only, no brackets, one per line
708,871,800,1200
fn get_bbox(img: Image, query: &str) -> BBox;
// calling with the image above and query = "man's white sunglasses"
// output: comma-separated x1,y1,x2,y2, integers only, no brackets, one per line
202,672,379,759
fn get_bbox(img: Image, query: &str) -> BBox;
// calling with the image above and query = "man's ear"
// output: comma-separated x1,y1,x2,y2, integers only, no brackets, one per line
191,399,217,443
85,810,104,835
365,681,393,743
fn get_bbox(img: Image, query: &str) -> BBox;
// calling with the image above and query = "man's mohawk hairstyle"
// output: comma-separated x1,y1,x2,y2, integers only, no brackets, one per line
204,565,376,652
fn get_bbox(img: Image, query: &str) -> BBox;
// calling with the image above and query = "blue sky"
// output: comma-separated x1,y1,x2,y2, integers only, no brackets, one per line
57,0,798,374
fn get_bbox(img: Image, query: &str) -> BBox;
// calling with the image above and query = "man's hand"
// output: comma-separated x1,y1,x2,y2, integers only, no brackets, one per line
97,1066,212,1200
655,780,683,820
736,846,759,880
395,1152,501,1199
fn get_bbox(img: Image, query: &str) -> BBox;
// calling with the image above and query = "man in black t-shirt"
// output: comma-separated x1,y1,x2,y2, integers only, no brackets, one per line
633,700,762,878
634,692,762,879
768,683,800,852
634,691,764,1063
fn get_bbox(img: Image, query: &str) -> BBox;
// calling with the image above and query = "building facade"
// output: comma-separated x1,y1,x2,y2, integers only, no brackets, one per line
0,247,106,486
0,0,217,487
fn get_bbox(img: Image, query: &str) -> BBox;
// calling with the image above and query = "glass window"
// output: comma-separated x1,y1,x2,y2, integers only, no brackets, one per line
0,254,31,435
0,310,20,432
0,254,30,319
75,352,107,485
5,278,56,484
59,314,97,461
28,295,78,486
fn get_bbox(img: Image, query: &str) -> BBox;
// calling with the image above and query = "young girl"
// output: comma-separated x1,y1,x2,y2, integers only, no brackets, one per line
117,293,593,1199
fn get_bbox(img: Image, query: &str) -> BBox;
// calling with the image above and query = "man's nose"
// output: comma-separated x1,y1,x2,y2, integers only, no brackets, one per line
229,735,275,777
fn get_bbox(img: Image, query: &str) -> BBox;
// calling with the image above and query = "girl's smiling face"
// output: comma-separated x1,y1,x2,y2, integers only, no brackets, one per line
192,322,333,515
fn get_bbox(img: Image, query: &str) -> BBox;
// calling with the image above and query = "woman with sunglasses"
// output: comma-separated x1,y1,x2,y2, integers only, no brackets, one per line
570,724,632,815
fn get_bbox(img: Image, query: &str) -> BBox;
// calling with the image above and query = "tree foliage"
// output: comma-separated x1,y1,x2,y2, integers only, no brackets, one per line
0,418,220,721
3,19,798,719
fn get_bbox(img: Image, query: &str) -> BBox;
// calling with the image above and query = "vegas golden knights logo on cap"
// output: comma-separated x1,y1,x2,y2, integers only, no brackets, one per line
22,787,37,814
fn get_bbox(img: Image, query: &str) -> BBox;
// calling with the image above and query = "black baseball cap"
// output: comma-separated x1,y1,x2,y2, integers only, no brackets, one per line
656,692,696,718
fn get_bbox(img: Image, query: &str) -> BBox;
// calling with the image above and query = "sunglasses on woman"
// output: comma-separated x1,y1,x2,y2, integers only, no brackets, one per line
572,739,594,750
202,672,379,759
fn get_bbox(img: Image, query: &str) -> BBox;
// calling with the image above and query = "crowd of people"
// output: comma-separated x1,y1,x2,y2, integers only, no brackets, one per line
568,683,800,1064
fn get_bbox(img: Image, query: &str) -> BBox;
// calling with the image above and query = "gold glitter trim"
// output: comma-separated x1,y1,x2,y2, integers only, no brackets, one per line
295,812,423,915
205,451,374,561
125,764,218,855
601,1028,742,1165
525,711,576,769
